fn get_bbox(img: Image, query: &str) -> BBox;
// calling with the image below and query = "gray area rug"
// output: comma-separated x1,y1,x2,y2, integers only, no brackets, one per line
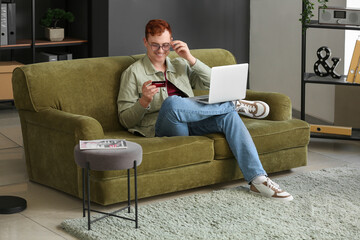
61,167,360,239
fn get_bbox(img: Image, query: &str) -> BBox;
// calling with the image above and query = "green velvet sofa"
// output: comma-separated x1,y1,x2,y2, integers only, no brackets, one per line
12,49,310,206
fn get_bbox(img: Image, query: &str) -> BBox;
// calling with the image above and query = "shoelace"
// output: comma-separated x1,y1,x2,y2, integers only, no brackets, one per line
266,178,282,192
238,102,256,113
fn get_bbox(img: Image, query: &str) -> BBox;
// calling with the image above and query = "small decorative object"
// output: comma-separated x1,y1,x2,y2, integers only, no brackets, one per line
313,46,341,79
40,8,74,41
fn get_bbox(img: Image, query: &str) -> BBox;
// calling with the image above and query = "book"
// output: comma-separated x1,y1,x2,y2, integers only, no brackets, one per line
79,139,127,150
1,3,8,46
36,52,58,62
7,3,16,45
354,63,360,84
47,51,73,60
354,56,360,84
346,38,360,83
310,124,352,136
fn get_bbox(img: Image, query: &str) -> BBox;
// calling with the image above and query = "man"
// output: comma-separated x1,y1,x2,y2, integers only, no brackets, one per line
117,19,293,201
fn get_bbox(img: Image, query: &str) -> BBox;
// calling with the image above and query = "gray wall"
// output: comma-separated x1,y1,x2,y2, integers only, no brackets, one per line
107,0,249,63
250,0,346,123
1,0,249,65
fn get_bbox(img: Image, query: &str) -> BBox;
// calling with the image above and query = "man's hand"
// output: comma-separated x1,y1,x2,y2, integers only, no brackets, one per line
139,80,159,108
171,40,196,66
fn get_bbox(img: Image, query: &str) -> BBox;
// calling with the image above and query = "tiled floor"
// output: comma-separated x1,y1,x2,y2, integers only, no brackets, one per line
0,104,359,240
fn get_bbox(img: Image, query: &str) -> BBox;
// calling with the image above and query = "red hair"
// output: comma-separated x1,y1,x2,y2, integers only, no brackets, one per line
145,19,172,40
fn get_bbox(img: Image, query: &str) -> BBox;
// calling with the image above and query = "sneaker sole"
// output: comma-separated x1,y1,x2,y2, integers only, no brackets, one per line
249,189,294,202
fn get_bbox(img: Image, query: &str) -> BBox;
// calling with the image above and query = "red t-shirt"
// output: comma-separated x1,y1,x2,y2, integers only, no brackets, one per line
165,72,186,97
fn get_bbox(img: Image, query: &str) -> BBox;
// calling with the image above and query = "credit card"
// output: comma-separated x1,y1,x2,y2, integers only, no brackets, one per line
151,81,166,87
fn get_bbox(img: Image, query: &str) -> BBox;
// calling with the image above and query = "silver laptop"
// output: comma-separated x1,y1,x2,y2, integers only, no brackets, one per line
190,63,248,104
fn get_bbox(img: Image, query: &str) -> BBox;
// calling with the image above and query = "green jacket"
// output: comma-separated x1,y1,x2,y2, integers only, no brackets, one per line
117,55,211,137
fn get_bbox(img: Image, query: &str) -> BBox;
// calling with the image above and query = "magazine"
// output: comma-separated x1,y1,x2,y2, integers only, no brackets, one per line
79,139,127,150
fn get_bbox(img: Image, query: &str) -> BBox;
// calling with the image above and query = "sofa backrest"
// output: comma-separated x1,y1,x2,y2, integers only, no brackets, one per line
131,48,236,68
13,56,135,131
12,48,237,132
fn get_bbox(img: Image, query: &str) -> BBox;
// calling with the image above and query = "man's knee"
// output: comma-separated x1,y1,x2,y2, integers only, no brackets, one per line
161,96,182,111
222,111,244,127
226,111,241,121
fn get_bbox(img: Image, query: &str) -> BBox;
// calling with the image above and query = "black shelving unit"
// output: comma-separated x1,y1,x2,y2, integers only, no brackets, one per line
0,0,89,63
0,0,90,103
301,11,360,141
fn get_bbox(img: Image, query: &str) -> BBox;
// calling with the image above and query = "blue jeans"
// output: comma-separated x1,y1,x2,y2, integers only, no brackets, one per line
155,96,267,183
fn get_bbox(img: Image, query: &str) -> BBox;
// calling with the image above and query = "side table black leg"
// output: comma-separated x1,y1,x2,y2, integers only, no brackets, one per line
127,169,130,213
86,162,91,230
134,160,138,229
82,168,85,217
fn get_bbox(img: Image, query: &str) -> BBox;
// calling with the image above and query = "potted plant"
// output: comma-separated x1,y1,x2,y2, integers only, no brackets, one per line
40,8,75,41
300,0,328,33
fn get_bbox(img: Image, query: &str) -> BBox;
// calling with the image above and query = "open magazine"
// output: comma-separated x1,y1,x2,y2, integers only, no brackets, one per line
79,139,127,150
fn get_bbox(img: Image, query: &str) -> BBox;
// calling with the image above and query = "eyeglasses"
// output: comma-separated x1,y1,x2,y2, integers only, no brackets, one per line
149,43,171,51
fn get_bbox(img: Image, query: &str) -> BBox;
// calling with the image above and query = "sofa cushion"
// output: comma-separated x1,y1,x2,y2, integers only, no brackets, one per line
206,118,310,160
91,131,215,178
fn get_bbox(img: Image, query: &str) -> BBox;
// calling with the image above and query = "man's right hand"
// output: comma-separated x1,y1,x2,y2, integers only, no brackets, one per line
139,80,159,108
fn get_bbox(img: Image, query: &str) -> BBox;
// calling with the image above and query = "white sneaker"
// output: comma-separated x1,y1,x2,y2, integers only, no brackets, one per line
235,100,270,119
250,177,293,201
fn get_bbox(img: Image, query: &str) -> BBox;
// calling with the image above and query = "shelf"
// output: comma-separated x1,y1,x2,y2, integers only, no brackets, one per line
311,128,360,141
301,12,360,140
306,20,360,31
0,38,87,50
34,38,88,47
0,40,31,49
304,73,360,86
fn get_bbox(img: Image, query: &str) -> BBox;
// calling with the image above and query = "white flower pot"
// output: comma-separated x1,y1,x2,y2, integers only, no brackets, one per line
45,27,64,41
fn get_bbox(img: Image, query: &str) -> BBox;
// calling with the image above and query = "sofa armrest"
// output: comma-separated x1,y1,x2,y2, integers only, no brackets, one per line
193,89,292,121
20,108,104,197
245,90,292,121
24,108,105,141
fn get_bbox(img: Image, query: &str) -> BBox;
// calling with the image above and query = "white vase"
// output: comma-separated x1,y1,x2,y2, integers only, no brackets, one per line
45,27,64,41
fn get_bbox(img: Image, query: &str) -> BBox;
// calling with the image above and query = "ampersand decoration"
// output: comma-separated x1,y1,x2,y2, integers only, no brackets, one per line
313,46,341,79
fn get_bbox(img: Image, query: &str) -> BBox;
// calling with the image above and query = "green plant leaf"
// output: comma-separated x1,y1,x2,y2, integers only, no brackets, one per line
300,0,328,34
39,8,75,28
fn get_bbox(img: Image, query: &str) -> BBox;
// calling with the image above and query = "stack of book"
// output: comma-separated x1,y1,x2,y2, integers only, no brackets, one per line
347,37,360,84
36,51,73,63
0,0,16,46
